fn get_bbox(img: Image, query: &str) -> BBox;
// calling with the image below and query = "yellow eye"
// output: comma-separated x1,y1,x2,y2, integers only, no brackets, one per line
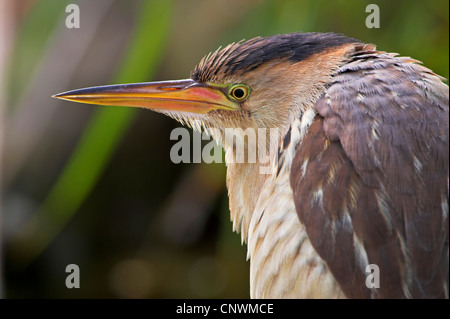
229,84,251,102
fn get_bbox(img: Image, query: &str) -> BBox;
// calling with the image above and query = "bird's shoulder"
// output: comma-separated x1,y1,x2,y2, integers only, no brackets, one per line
315,45,449,188
289,45,449,298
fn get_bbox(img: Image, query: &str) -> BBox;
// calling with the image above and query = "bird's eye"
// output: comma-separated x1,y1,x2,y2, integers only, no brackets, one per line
229,84,251,102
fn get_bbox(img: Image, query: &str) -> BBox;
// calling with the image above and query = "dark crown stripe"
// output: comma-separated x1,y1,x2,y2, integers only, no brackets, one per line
192,32,360,82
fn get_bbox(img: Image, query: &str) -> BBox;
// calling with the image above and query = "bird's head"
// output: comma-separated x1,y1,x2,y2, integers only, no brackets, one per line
54,32,359,152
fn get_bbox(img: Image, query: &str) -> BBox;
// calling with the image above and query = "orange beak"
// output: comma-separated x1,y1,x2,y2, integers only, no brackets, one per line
52,79,238,114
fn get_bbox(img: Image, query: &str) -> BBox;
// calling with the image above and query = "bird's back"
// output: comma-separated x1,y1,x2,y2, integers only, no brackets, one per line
248,43,448,298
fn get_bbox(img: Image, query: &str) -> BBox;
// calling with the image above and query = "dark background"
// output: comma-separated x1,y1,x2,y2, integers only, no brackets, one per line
1,0,448,298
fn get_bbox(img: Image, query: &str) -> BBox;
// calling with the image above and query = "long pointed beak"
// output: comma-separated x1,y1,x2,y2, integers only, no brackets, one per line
52,79,238,114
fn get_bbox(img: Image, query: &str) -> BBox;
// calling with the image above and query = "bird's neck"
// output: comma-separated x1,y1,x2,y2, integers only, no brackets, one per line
224,126,287,241
223,43,359,242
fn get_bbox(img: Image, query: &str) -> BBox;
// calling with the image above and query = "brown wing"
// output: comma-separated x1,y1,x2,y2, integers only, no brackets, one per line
290,47,449,298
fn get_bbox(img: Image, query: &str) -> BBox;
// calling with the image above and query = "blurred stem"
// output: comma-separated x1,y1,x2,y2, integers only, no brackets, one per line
11,0,173,268
0,0,16,298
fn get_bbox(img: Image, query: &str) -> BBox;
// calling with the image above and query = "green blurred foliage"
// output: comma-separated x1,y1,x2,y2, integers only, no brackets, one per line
3,0,448,298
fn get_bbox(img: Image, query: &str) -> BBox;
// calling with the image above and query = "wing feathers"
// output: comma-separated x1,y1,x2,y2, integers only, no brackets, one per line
290,47,449,298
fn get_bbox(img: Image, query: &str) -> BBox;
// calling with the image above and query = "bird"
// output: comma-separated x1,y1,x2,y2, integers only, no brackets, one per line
53,32,449,299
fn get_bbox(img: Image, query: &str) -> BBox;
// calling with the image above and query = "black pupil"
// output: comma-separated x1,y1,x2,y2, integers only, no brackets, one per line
233,88,245,99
